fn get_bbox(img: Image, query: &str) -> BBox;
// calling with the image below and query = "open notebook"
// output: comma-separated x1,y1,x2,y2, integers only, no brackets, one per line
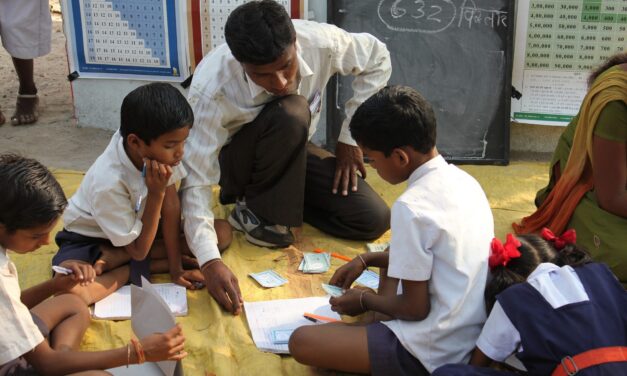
93,283,188,320
244,296,340,354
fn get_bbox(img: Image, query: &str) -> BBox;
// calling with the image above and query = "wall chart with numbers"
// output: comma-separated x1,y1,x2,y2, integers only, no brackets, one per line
511,0,627,125
62,0,189,81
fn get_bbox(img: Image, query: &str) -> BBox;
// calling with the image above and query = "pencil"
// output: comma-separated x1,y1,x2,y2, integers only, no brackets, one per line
303,312,340,323
313,248,352,262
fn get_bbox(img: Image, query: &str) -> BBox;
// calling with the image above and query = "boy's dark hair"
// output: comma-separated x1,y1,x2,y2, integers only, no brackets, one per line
349,85,437,156
120,83,193,144
224,0,296,65
0,154,67,233
485,233,592,312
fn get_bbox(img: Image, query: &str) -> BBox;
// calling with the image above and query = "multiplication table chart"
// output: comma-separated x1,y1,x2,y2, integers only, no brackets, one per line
64,0,185,80
511,0,626,124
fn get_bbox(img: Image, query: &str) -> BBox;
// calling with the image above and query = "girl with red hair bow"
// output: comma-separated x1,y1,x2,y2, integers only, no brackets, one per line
432,230,627,376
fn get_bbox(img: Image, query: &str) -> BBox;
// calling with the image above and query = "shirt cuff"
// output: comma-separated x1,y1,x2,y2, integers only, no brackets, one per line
338,121,358,146
195,242,222,268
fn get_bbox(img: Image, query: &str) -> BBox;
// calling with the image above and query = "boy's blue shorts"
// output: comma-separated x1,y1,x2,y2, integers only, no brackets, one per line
52,229,109,267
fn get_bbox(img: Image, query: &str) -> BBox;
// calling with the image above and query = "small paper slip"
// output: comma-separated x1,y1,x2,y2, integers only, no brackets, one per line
249,270,288,288
244,296,340,354
298,252,330,273
93,283,188,320
366,242,389,253
321,283,344,297
271,328,294,344
355,269,380,289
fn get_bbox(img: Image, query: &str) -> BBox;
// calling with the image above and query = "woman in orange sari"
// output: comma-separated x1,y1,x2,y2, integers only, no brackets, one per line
515,52,627,286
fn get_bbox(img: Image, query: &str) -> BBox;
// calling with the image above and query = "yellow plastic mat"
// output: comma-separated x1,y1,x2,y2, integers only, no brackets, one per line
10,162,548,375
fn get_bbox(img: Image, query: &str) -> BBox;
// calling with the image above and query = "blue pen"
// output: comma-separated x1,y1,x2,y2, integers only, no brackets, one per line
135,162,146,213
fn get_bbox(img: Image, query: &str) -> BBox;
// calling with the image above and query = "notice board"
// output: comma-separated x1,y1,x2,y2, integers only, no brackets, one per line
328,0,515,164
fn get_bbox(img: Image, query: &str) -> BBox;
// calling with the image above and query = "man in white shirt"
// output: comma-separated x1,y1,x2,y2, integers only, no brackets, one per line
182,0,392,314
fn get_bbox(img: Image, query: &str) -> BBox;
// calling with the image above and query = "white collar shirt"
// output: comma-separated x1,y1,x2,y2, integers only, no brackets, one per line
0,246,44,365
382,155,494,372
477,263,590,364
181,19,391,266
63,131,187,247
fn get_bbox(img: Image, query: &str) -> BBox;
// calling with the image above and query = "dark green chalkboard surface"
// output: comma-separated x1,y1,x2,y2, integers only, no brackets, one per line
328,0,515,164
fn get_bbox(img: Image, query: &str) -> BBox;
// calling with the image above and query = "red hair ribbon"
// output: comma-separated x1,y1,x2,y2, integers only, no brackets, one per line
489,233,522,269
541,228,576,250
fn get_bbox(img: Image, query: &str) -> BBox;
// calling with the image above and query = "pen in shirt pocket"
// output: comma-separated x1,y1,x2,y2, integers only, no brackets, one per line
135,162,147,213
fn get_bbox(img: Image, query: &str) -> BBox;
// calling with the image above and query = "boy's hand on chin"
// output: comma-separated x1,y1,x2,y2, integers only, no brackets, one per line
144,158,173,194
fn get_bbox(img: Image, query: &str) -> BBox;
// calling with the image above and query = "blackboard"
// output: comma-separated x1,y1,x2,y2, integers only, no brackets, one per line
327,0,515,164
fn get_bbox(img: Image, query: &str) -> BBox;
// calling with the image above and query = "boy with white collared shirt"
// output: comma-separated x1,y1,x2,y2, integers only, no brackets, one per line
52,83,232,305
289,86,493,375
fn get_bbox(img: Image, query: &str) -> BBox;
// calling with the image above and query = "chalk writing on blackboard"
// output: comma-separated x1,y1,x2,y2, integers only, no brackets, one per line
377,0,507,34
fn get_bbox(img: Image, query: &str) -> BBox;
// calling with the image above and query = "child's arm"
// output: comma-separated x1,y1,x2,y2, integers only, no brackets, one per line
24,325,186,376
161,185,204,289
124,160,172,260
329,251,389,289
21,262,96,308
330,278,430,321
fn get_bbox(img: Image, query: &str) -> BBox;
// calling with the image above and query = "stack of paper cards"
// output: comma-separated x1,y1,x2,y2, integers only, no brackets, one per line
321,283,344,297
249,270,288,288
355,269,380,289
366,242,389,253
298,252,331,273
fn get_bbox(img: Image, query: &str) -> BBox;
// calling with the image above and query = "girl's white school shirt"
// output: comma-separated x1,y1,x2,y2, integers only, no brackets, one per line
0,246,44,364
382,155,494,373
62,131,187,247
476,263,590,362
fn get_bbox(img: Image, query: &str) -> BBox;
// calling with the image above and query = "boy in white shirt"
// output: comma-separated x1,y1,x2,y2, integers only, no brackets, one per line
0,154,186,375
289,86,494,375
52,83,232,304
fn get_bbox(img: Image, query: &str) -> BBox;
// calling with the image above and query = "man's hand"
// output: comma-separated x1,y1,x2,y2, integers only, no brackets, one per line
201,259,243,315
333,142,367,196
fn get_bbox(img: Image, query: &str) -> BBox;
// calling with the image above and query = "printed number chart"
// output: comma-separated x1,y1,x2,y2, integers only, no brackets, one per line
63,0,188,80
511,0,626,125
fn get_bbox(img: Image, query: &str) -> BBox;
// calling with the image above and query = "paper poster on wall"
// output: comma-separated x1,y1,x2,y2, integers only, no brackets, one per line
62,0,190,81
511,0,626,126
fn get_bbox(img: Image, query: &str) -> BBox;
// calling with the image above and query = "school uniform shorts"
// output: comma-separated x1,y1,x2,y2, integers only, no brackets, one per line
0,0,52,59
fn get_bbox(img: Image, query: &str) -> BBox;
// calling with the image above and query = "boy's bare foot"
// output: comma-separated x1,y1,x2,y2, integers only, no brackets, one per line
94,245,130,275
10,94,39,125
0,108,5,125
181,255,199,270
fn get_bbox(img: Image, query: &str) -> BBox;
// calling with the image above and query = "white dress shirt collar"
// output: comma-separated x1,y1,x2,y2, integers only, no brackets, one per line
407,154,446,186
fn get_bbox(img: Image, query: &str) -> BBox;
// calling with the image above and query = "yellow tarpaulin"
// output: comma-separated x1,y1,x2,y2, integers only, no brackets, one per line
10,162,548,375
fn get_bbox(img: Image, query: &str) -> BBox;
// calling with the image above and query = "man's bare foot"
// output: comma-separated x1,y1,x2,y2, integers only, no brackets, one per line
94,245,130,275
11,94,39,125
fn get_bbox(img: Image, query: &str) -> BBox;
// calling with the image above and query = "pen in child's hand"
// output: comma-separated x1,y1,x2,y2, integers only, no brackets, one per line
52,265,74,275
141,161,147,177
303,312,340,323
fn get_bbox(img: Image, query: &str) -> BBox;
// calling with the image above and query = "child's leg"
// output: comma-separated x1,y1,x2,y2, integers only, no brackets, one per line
58,265,130,305
30,294,90,351
92,244,131,275
289,323,370,374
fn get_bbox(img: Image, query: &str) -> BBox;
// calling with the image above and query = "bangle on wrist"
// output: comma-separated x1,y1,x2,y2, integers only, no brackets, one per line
357,254,368,270
200,258,222,273
130,338,145,364
359,290,369,311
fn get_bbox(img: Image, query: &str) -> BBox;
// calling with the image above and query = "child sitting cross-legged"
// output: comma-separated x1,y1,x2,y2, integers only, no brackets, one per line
288,85,495,375
432,230,627,375
52,83,232,304
0,154,186,375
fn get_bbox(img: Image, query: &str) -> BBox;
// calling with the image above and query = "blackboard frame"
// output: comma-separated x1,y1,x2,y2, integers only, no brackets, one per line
326,0,515,165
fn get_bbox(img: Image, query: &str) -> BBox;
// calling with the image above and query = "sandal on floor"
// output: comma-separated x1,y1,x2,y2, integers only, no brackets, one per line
11,94,39,126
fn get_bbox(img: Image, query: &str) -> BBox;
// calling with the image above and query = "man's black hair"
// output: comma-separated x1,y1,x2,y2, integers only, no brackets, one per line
349,85,437,156
224,0,296,65
0,154,67,233
120,82,193,144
